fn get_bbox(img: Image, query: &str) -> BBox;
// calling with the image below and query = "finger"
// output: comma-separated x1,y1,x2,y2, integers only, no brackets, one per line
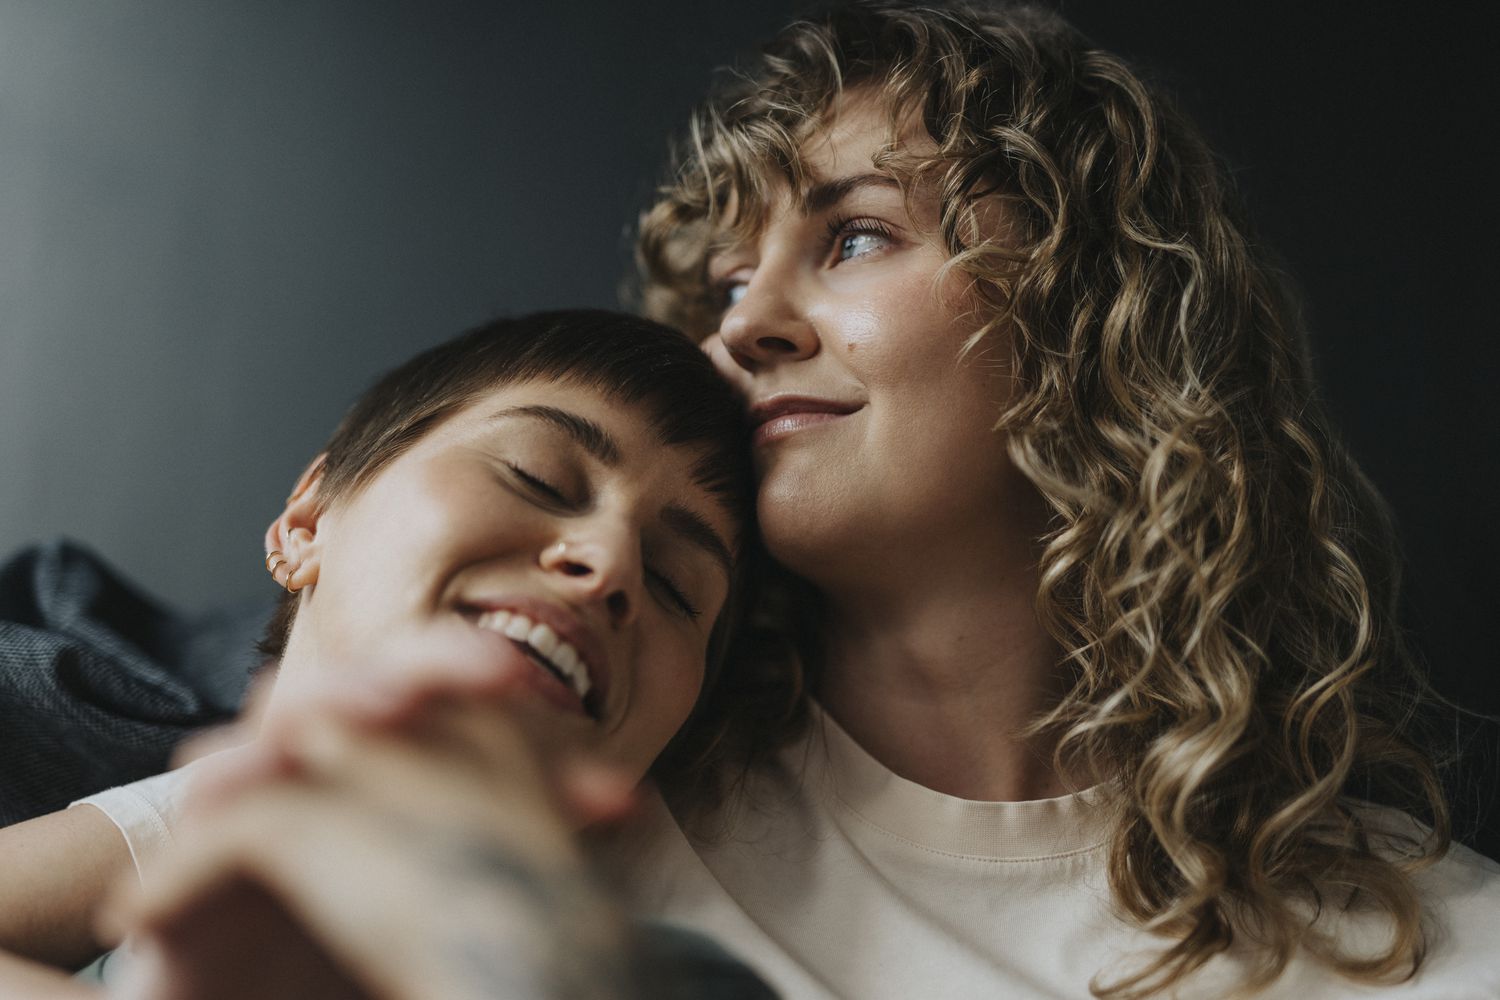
175,741,300,819
278,686,577,796
106,782,614,1000
557,759,639,829
276,713,579,857
300,622,546,725
115,891,369,1000
394,688,585,782
103,784,437,997
171,722,252,770
258,650,539,751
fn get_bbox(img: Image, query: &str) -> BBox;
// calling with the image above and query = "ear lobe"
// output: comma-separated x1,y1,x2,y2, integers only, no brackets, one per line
264,454,327,592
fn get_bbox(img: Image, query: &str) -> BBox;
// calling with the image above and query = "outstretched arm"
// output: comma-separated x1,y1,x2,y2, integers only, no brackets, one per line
0,948,99,998
0,803,132,969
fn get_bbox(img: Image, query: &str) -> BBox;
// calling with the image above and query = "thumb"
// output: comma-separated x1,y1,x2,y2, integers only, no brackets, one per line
556,760,638,829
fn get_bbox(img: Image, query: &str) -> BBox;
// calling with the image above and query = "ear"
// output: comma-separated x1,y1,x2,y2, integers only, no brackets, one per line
264,454,327,592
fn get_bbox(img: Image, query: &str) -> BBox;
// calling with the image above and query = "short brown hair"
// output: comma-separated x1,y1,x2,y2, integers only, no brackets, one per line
259,309,753,691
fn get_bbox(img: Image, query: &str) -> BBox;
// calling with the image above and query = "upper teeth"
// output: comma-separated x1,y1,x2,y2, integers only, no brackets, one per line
475,610,592,701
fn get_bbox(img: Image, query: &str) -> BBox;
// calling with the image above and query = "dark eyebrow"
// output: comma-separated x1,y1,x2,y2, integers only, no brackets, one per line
661,503,734,581
490,405,621,465
803,173,901,216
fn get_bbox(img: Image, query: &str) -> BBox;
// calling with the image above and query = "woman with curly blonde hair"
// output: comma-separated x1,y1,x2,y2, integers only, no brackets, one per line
620,1,1500,996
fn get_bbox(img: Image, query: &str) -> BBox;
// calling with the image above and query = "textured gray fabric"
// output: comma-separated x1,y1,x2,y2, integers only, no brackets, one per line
0,539,267,826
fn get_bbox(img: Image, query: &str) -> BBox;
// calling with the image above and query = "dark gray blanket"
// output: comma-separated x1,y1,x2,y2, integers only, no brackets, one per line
0,539,266,826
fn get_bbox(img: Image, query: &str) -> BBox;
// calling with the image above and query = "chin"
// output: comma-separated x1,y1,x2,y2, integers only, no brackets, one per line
757,510,846,585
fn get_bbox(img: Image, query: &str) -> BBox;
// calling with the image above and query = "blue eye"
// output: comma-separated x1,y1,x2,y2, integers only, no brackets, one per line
838,232,887,260
723,282,748,309
827,215,894,262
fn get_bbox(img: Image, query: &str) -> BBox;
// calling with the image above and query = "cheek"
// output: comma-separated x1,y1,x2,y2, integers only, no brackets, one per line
651,641,707,731
836,271,976,389
621,634,708,768
823,294,885,358
310,472,537,657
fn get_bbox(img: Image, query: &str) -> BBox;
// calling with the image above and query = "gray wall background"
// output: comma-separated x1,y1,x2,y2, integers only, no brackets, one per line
2,3,1495,757
0,0,803,609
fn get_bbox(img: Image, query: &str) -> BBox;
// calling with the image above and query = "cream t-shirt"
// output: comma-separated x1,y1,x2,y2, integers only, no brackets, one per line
602,707,1500,999
72,765,197,883
69,765,205,991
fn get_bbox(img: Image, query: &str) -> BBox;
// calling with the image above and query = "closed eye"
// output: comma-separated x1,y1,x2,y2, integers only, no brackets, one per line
506,463,569,506
647,568,701,620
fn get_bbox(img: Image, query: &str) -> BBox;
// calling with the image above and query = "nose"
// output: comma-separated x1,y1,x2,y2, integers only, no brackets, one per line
538,536,640,628
715,274,818,373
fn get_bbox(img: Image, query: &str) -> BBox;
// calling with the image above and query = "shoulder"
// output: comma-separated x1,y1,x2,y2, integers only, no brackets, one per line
1354,803,1500,915
1414,838,1500,952
1366,817,1500,995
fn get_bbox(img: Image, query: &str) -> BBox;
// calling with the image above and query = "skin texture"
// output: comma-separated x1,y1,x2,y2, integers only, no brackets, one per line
0,805,132,968
0,950,93,998
706,92,1067,802
0,377,741,995
265,377,739,781
104,697,634,1000
705,99,1017,592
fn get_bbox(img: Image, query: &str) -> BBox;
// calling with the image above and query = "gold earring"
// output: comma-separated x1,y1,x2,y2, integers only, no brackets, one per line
265,549,297,593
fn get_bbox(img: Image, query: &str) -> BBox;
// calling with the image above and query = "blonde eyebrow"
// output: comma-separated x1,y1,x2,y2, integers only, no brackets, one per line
802,172,901,214
706,172,903,267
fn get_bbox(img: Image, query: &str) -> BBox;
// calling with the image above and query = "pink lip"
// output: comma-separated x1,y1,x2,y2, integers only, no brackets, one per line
748,395,863,446
460,594,611,717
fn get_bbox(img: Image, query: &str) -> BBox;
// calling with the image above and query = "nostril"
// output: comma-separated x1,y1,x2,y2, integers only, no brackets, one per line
560,560,592,577
758,335,799,354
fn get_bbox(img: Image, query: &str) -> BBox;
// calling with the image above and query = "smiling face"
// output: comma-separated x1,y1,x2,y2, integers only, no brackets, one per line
269,377,739,781
703,93,1028,590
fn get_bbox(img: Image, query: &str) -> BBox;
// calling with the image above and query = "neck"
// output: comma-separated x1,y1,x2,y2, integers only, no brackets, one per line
810,518,1069,802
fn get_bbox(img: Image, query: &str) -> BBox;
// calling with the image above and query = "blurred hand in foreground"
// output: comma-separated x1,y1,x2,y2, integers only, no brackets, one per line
104,681,639,1000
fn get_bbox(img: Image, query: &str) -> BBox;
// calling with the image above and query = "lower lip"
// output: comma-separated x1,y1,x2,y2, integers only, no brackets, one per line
472,626,591,718
753,411,853,447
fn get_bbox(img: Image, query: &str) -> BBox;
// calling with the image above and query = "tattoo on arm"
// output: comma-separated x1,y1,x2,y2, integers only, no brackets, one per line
381,824,635,1000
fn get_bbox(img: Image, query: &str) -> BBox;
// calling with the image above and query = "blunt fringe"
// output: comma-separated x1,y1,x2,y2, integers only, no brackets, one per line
635,2,1451,995
257,311,755,789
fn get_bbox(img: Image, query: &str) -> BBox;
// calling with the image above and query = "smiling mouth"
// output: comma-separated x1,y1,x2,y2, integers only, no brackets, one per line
474,608,600,719
749,396,863,446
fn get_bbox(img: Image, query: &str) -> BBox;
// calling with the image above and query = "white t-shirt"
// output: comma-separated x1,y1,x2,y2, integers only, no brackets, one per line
72,766,198,883
69,765,207,991
601,706,1500,999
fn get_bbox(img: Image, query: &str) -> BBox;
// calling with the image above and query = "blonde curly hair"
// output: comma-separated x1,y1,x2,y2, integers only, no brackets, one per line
635,1,1452,996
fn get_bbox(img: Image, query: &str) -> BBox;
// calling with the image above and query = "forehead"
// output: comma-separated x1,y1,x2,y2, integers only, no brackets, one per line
442,378,673,459
802,90,932,174
445,377,737,513
715,89,937,240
